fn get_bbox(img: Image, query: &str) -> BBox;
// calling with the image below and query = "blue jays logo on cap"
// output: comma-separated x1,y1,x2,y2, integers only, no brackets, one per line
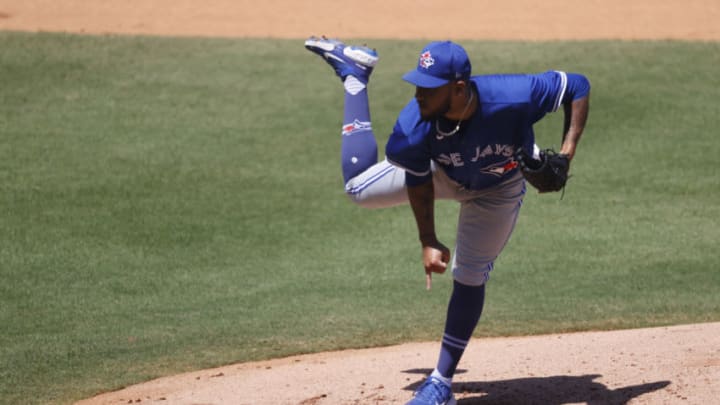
419,51,435,69
403,41,472,88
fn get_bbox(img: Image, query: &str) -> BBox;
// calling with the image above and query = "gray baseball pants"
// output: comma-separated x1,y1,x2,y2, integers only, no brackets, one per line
345,159,525,286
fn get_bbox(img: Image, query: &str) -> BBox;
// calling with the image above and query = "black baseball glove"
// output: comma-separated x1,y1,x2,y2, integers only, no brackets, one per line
515,147,570,193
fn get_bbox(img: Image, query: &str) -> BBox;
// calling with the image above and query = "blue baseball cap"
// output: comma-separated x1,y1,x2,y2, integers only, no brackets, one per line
402,41,472,88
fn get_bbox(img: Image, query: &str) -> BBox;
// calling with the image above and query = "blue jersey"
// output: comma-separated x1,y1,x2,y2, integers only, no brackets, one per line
386,70,587,190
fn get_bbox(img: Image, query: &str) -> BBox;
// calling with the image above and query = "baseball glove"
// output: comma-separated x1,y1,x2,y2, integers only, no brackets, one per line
515,147,570,193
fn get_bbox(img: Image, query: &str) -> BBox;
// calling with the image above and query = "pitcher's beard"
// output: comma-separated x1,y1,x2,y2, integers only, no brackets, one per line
419,101,452,121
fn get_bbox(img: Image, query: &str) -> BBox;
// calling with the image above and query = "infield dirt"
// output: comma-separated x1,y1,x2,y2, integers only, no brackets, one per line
2,1,718,404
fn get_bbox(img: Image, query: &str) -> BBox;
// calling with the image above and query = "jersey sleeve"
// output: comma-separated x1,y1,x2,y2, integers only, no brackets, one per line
529,71,591,120
385,100,433,185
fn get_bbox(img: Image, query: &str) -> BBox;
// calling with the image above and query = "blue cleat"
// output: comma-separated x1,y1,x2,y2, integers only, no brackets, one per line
304,36,378,83
406,376,457,405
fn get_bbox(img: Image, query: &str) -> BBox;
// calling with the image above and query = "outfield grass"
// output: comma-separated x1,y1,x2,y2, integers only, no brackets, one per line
1,32,719,404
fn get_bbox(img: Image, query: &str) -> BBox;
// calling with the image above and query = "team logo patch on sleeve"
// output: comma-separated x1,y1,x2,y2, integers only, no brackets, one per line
419,51,435,69
342,119,372,136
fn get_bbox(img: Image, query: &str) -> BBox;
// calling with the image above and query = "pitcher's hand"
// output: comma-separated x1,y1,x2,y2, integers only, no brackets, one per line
422,241,450,290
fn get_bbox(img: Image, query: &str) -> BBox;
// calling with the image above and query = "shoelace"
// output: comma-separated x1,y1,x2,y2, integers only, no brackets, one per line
414,379,451,403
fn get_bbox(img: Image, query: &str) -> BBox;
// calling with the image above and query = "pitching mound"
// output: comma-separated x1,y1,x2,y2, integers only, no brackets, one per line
76,323,720,404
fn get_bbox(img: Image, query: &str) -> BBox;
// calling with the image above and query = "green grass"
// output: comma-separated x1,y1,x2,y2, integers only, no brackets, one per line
1,32,719,404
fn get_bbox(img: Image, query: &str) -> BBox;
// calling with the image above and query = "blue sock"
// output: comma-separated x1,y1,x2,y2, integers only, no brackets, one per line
340,76,377,183
436,281,486,380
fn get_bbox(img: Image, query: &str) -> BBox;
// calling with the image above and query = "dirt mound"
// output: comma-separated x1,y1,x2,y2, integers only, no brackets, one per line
77,323,720,404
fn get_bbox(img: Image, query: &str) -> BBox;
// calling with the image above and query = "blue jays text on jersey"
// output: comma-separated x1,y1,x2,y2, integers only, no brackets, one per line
386,70,590,190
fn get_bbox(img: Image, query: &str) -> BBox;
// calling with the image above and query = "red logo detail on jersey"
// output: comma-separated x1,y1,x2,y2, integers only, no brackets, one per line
503,160,519,172
480,159,519,177
342,119,372,136
419,51,435,69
